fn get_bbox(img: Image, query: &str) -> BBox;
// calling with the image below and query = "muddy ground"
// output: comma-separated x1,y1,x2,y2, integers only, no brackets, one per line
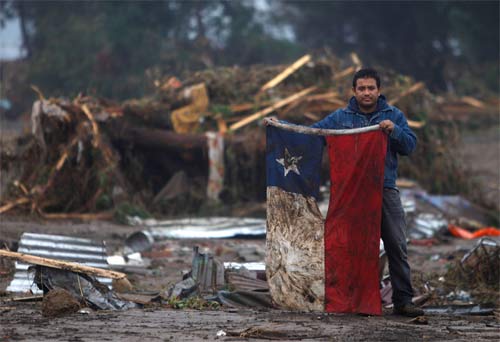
1,217,499,342
1,118,499,341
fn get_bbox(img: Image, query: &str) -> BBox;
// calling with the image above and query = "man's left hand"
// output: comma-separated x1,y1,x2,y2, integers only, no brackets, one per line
379,120,394,134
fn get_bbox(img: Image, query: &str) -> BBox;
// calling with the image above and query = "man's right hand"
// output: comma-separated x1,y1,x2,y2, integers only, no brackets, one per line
263,117,278,125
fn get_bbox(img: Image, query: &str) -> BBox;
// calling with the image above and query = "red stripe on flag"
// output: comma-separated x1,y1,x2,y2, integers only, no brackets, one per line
325,131,387,315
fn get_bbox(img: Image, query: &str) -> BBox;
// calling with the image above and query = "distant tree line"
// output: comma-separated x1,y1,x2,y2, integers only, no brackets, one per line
1,0,498,101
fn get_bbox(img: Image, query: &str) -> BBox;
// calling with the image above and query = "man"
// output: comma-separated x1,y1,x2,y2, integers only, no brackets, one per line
311,68,423,317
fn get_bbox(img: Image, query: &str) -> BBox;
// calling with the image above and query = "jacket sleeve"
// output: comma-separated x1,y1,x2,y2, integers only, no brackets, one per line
389,109,417,156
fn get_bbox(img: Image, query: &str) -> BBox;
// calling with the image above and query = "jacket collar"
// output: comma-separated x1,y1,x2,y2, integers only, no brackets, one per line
346,94,390,114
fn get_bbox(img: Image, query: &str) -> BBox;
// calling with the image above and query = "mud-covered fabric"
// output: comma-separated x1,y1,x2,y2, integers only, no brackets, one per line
266,125,387,314
266,126,324,310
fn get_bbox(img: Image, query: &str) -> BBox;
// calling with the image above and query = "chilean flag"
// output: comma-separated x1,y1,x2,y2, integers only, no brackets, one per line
266,124,387,315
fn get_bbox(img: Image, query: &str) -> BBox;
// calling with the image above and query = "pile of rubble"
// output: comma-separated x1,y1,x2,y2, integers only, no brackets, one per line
1,223,498,318
0,53,497,219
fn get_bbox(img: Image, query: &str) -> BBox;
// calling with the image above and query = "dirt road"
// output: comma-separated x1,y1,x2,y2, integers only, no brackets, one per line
1,217,499,341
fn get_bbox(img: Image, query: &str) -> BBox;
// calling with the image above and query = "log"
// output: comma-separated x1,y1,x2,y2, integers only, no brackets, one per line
259,54,312,92
0,250,127,280
108,124,208,151
229,87,317,131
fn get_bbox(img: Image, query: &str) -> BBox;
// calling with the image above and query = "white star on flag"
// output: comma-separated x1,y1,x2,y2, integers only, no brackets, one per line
276,148,303,176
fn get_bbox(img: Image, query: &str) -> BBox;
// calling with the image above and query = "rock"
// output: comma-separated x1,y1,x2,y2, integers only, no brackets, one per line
42,288,81,317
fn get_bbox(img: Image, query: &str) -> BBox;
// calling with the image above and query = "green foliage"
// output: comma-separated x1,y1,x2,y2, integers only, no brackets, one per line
167,296,220,310
95,194,112,211
209,104,232,118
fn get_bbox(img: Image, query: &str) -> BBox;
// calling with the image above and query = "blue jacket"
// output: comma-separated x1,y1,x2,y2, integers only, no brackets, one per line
311,95,417,189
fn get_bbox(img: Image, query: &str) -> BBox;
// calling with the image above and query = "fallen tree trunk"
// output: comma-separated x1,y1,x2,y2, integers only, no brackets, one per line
107,124,207,151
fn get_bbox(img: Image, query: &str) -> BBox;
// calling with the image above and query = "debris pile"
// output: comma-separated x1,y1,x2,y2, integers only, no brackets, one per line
0,52,497,219
445,238,499,305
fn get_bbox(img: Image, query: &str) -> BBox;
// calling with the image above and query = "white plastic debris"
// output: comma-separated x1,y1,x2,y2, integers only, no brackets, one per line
216,330,227,337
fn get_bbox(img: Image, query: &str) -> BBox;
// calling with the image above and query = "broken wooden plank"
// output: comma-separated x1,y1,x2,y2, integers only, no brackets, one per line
0,249,127,280
13,180,29,195
259,54,311,93
332,66,356,81
396,179,418,188
40,136,80,194
0,197,30,214
229,87,317,131
216,115,228,134
230,101,272,113
11,295,44,302
461,96,486,109
81,104,101,148
30,84,46,101
305,92,341,102
303,102,344,114
388,82,425,106
303,112,321,121
37,210,114,221
408,119,426,129
350,52,362,69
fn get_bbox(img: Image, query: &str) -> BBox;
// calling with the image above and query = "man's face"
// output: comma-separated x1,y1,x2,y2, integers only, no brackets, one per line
352,77,380,111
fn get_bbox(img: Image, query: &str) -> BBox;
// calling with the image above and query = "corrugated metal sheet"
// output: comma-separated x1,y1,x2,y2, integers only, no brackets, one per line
128,217,266,239
6,233,111,293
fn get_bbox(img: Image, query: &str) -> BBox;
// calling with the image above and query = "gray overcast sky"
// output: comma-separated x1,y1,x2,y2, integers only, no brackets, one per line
0,18,23,61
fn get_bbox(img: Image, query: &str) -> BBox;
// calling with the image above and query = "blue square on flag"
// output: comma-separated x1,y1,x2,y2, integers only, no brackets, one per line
266,125,323,200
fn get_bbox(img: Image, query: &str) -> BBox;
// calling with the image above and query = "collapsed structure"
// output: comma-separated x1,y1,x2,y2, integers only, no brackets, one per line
0,53,497,220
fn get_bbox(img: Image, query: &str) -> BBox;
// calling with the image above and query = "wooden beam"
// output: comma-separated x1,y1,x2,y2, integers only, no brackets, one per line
333,66,356,81
259,54,311,93
229,101,271,113
350,52,362,69
461,96,486,109
407,119,426,129
229,87,317,132
388,82,425,106
304,92,340,102
37,210,114,221
0,249,127,280
81,104,101,148
0,197,30,214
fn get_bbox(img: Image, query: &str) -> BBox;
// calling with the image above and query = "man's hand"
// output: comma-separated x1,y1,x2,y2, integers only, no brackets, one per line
263,116,278,126
379,120,394,134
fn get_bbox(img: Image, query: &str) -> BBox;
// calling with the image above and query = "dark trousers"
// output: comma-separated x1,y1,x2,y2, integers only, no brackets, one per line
381,188,414,306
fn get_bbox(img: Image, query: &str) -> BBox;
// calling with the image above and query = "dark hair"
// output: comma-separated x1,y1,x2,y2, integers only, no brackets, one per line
352,68,381,88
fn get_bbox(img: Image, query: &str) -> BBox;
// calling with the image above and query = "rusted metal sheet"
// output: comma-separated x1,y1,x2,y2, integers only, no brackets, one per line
6,233,111,293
